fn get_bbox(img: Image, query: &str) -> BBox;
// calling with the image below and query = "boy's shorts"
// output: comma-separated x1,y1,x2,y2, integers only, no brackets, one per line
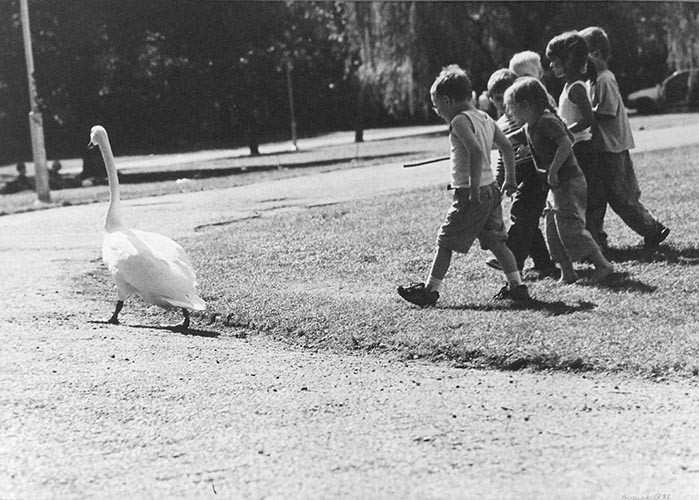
437,182,507,253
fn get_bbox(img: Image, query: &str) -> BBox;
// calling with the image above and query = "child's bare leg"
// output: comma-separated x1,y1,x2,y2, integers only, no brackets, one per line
426,246,453,292
586,247,614,284
489,240,523,286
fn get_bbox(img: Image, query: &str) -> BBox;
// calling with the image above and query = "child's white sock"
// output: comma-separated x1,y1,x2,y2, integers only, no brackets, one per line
426,276,443,292
505,271,523,287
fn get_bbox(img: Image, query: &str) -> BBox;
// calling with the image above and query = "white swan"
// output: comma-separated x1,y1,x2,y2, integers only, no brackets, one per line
89,125,205,329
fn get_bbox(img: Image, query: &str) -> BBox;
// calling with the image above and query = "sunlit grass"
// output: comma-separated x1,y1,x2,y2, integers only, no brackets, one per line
159,143,699,378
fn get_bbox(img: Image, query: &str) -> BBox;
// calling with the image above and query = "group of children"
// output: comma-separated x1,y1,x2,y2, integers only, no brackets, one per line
398,26,670,307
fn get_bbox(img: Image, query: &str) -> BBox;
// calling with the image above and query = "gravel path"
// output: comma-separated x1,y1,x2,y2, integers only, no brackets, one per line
2,123,699,499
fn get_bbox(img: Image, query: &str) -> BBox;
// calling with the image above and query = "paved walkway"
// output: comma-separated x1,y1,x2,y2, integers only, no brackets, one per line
2,121,699,499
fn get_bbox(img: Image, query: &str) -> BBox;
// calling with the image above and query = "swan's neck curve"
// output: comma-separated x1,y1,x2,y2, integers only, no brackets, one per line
97,133,126,232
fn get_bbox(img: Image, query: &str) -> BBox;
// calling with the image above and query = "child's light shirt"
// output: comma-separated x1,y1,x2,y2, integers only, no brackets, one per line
590,69,635,152
558,80,592,144
449,109,496,189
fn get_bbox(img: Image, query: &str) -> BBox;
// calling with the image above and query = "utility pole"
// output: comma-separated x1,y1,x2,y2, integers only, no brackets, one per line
284,58,299,152
20,0,50,203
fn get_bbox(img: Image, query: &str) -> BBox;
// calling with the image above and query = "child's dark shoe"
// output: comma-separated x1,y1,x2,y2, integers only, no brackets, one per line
644,225,670,248
397,282,439,307
509,284,532,302
485,258,503,271
493,283,531,302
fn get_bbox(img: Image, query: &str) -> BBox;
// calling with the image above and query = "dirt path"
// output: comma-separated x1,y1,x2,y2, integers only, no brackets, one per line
2,124,699,499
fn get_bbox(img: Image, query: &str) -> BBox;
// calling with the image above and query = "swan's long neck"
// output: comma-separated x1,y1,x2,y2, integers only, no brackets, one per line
98,134,125,231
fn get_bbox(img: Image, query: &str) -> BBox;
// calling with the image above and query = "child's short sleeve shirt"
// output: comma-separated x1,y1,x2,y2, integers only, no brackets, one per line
526,110,582,183
591,69,635,153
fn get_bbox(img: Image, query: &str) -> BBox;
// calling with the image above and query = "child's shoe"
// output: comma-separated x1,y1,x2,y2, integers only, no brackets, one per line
509,284,532,302
644,224,670,248
492,285,510,300
493,283,531,302
588,264,614,285
485,258,503,271
397,282,439,307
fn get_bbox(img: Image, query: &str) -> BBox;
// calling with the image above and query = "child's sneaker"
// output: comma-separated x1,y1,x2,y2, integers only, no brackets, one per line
485,258,503,271
493,283,531,302
509,284,532,302
644,225,670,248
397,282,439,307
492,285,510,300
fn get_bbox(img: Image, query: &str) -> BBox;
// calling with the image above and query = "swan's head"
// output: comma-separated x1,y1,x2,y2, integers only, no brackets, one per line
88,125,108,149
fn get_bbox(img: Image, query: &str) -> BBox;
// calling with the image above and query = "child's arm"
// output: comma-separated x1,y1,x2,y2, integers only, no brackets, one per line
492,126,516,196
548,134,574,187
452,116,483,203
567,83,595,133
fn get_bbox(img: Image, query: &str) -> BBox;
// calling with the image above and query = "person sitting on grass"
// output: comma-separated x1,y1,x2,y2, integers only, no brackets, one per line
484,68,557,279
504,77,614,285
579,26,670,248
397,65,531,307
1,162,34,194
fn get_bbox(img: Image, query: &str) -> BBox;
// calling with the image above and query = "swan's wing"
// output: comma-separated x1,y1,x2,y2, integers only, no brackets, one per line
132,229,196,280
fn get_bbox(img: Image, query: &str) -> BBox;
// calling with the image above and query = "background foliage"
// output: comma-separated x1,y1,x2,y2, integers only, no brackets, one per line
0,1,696,165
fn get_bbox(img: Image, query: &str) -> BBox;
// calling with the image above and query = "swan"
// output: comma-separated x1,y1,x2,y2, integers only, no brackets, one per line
89,125,205,329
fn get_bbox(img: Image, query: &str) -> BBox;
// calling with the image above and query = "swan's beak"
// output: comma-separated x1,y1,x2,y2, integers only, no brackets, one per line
87,140,96,149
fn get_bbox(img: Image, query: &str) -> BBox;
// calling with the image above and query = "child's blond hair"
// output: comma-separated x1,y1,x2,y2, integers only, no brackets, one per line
509,51,543,78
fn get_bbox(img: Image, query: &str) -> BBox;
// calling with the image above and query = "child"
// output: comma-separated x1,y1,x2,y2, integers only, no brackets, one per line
546,31,607,248
504,77,614,284
397,65,530,307
509,51,558,110
486,68,556,277
579,26,670,248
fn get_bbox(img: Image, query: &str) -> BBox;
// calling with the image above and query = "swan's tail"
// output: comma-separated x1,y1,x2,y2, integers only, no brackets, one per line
163,292,206,311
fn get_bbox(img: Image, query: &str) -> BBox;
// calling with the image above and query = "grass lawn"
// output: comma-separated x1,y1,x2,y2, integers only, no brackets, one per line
11,112,699,378
178,142,699,379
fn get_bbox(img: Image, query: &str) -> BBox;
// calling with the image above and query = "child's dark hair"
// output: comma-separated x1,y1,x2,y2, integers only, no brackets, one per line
430,64,473,101
504,77,555,114
546,31,589,73
486,68,518,98
579,26,611,61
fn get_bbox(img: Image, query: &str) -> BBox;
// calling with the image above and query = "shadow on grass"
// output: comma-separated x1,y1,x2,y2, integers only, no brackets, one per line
119,151,426,184
443,299,596,316
606,244,699,265
88,319,220,338
574,270,657,293
130,323,221,338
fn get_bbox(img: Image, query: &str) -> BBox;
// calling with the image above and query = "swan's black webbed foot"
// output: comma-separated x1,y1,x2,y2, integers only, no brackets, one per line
107,300,124,324
170,309,191,331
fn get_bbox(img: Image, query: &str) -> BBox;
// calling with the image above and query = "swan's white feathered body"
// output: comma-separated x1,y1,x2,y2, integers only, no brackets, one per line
90,125,205,326
102,228,205,311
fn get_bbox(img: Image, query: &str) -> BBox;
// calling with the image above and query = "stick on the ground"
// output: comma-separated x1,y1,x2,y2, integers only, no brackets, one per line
402,156,450,168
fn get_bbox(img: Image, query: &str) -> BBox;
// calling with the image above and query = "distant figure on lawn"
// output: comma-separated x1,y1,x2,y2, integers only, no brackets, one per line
397,64,532,307
505,77,614,285
579,26,670,248
48,160,81,190
1,162,34,194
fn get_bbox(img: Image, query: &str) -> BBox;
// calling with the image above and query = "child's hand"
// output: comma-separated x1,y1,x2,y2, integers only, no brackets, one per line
513,144,530,161
547,171,559,187
501,181,517,197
